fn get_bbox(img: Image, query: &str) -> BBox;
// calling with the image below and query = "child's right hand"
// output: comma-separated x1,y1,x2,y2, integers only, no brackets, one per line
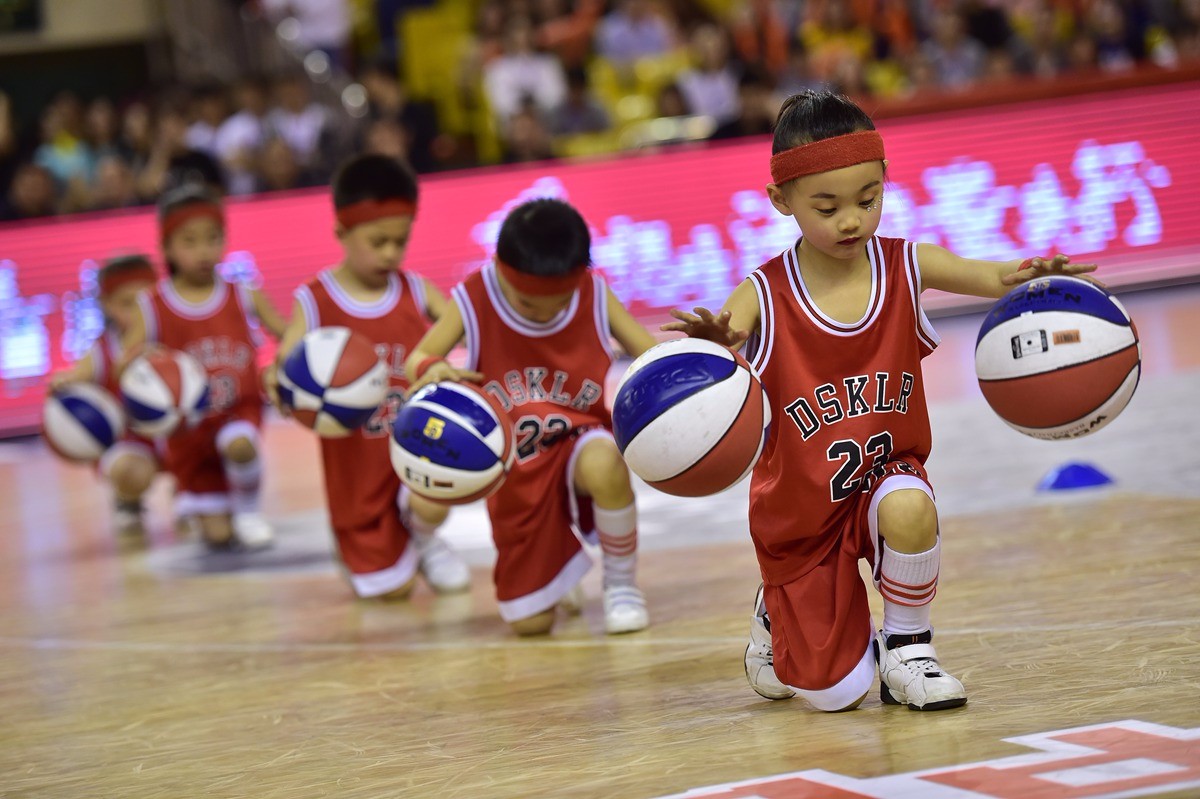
661,307,750,349
262,362,292,417
405,360,485,398
47,371,80,393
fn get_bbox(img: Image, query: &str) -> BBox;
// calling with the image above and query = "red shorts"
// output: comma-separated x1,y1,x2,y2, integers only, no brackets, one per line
764,461,934,710
487,428,607,622
164,400,262,517
332,485,418,598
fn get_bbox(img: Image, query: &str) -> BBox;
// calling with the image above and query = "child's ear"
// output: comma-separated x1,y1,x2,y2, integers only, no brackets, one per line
334,223,347,240
766,183,793,217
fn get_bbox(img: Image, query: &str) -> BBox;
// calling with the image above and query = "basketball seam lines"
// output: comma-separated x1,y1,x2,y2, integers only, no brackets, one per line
649,370,752,483
977,342,1141,384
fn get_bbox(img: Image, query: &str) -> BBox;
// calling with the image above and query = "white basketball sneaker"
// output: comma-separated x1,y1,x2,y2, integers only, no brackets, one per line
745,583,795,700
232,511,275,551
875,630,967,711
603,584,648,634
415,535,471,593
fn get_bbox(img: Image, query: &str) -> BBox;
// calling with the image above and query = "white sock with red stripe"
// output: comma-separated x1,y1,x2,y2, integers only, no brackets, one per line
878,538,940,635
594,503,638,588
223,456,262,514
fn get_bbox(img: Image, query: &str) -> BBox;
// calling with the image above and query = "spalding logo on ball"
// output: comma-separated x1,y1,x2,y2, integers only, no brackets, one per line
43,383,126,463
120,348,211,437
389,381,515,504
613,337,771,497
278,326,389,437
975,275,1140,440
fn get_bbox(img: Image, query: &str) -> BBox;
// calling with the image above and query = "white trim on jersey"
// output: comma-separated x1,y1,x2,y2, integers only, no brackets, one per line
348,538,420,598
590,273,617,361
496,548,592,622
317,269,401,318
902,242,941,351
481,261,581,338
160,277,229,319
452,284,481,372
138,291,159,344
784,236,886,337
405,272,429,319
747,270,774,374
294,284,320,332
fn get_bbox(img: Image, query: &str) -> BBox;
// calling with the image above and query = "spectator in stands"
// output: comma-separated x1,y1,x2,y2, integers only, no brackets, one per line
1017,2,1070,78
259,0,352,71
713,70,778,140
534,0,602,70
2,163,57,221
118,101,155,174
268,73,333,178
358,59,439,173
33,94,92,190
1087,0,1138,72
505,102,555,162
89,155,140,211
84,98,124,164
594,0,678,64
0,92,21,201
656,83,688,118
483,17,567,127
361,118,409,161
677,25,741,126
730,0,790,77
216,77,271,196
551,66,610,136
799,1,873,87
186,84,230,159
137,103,226,201
256,135,305,192
921,8,987,89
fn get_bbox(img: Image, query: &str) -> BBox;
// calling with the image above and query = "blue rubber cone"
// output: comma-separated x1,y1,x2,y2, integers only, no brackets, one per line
1037,461,1115,491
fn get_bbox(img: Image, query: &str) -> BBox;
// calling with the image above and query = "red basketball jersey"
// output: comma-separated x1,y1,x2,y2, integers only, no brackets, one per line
294,269,430,532
746,236,940,585
453,262,615,464
140,278,260,415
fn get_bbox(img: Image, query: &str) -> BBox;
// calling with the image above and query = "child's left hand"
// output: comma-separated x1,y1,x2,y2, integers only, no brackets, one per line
1001,254,1103,287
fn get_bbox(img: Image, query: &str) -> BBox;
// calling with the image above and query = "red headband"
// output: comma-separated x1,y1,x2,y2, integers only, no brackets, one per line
336,199,417,230
99,264,157,297
769,130,886,185
495,259,588,296
161,204,225,241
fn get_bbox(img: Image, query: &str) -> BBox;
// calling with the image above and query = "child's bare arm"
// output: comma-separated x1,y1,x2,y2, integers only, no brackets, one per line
404,300,482,394
263,298,308,413
47,351,97,392
250,288,289,341
421,278,448,322
606,288,657,359
660,279,760,349
918,244,1099,299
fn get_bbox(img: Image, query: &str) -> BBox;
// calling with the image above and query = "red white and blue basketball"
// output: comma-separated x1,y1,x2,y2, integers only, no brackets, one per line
975,276,1140,440
119,348,211,438
42,383,126,463
613,338,771,497
389,381,515,504
278,326,389,438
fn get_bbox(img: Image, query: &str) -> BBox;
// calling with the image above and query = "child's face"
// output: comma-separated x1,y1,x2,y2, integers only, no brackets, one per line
338,216,413,289
164,217,225,284
767,160,885,260
100,279,153,334
500,279,576,324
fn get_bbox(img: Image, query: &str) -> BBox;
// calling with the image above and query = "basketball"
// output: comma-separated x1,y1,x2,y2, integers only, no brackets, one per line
612,338,771,497
119,348,211,438
42,383,127,463
389,381,515,504
975,276,1140,440
278,326,389,438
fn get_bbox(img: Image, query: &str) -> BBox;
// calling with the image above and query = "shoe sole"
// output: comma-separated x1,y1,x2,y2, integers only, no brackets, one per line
881,682,968,711
745,643,795,700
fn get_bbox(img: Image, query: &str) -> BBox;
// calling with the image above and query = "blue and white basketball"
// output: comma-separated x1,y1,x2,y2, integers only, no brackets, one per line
278,326,389,438
613,338,770,497
43,383,126,463
389,381,515,504
120,349,211,438
975,275,1140,440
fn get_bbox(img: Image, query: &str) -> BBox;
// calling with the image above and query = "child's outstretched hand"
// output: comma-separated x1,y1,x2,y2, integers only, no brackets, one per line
1001,254,1102,287
661,307,750,348
262,362,290,418
46,370,81,393
405,360,485,398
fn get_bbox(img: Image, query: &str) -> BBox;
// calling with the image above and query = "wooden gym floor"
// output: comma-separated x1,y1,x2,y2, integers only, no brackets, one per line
1,284,1198,799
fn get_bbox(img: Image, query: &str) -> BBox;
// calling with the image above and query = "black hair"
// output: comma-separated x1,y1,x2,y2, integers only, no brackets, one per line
157,184,224,275
332,153,418,210
771,89,876,154
98,253,156,296
495,198,591,277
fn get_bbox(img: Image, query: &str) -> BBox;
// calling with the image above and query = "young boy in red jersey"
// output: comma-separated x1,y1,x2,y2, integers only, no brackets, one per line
124,185,287,551
666,90,1097,712
48,254,160,540
406,198,658,635
267,154,470,599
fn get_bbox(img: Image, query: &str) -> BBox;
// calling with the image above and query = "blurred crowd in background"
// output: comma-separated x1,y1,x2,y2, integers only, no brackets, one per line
3,0,1198,222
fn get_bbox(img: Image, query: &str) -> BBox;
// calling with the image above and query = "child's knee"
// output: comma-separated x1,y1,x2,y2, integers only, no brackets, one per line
877,489,938,552
221,435,259,464
109,454,155,496
407,491,450,526
510,609,555,636
197,513,234,545
573,439,633,505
